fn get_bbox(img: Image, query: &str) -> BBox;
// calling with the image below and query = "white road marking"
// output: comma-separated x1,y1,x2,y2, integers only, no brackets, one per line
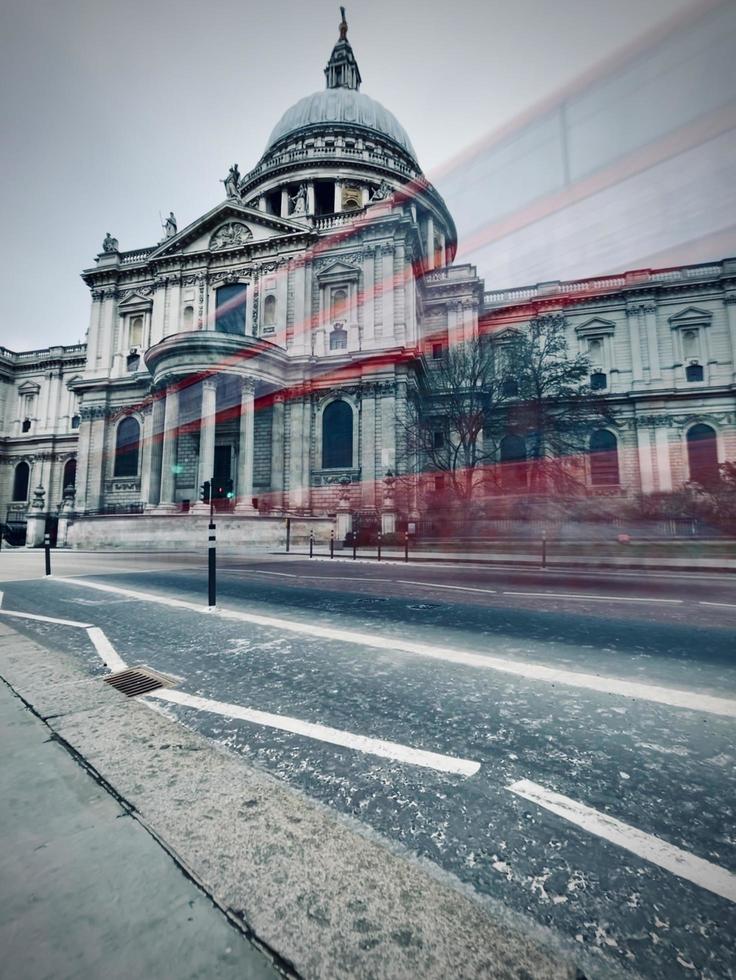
503,591,683,604
699,601,736,609
150,687,479,776
86,626,127,672
52,578,736,717
0,609,93,628
227,569,297,578
399,580,497,595
508,778,736,904
0,590,3,608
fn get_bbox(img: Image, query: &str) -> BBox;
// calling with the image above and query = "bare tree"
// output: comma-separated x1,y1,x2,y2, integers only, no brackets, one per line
499,313,613,491
400,339,503,503
399,314,612,505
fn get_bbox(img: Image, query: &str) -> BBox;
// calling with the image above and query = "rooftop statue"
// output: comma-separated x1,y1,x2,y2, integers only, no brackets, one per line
290,183,308,216
222,163,241,199
163,211,177,239
101,232,118,253
339,6,348,40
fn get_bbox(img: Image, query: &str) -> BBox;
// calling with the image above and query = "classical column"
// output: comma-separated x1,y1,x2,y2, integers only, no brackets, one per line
626,305,644,384
725,294,736,381
139,404,155,505
156,383,179,511
270,392,285,512
193,377,218,512
381,244,394,340
425,214,435,271
235,378,257,513
146,394,166,508
642,303,661,381
636,426,655,494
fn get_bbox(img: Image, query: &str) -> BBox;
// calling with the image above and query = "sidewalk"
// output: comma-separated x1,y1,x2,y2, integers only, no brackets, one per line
0,631,280,980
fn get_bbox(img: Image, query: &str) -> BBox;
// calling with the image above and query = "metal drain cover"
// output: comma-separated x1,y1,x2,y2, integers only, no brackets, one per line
103,666,177,698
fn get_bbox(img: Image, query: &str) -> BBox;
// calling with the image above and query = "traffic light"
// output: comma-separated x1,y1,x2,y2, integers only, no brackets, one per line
199,480,211,503
225,479,234,500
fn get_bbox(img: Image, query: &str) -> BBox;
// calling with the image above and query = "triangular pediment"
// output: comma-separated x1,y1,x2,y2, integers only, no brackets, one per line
118,289,153,309
317,261,361,281
147,200,313,260
18,380,41,394
575,316,616,336
668,306,712,325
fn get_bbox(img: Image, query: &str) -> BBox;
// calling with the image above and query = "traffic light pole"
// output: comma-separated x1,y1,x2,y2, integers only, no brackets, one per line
208,475,216,608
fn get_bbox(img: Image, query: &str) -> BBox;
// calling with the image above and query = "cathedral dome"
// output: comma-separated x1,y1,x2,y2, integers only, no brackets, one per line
265,88,417,162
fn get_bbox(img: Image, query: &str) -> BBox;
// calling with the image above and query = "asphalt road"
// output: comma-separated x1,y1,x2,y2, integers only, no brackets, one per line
1,553,734,979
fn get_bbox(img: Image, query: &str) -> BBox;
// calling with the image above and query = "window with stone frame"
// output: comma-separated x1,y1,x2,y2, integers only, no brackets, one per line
12,461,30,501
113,416,141,478
329,326,348,350
589,429,620,486
215,284,247,335
128,315,143,348
322,400,353,469
182,305,194,331
687,423,719,486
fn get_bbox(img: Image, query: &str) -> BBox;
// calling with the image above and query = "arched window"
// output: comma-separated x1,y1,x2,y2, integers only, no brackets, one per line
331,288,348,321
687,423,719,486
182,305,194,331
12,461,30,501
500,435,527,489
114,417,140,477
129,316,143,347
264,295,276,326
63,458,77,491
590,429,619,486
322,400,353,469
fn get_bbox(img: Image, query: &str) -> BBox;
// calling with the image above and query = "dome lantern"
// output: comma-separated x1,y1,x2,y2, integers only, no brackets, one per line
324,7,362,92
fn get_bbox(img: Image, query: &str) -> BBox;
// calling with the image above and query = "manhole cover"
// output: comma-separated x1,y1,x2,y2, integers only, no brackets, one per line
103,666,177,698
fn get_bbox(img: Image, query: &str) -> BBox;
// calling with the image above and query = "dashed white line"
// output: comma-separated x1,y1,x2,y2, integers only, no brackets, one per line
503,591,683,604
399,580,497,595
508,779,736,904
52,578,736,717
150,688,479,776
699,600,736,609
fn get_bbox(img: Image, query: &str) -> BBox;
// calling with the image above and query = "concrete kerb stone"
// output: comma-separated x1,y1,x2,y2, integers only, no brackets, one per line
0,627,594,980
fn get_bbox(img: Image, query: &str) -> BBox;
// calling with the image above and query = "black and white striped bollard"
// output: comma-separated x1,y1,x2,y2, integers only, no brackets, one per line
208,521,216,607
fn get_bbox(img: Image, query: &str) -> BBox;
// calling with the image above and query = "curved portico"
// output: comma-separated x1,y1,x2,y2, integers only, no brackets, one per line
144,332,288,514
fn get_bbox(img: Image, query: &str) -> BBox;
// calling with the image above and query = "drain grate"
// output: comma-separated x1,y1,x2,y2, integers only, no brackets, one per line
103,666,177,698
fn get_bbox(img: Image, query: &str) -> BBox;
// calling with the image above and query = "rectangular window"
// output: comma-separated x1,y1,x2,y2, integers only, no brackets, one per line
433,430,444,449
215,285,247,336
432,343,444,360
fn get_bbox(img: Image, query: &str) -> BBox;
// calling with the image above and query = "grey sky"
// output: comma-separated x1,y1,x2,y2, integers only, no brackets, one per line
0,0,697,350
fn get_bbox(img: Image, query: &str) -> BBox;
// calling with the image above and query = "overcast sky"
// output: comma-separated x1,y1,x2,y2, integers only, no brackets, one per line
0,0,697,350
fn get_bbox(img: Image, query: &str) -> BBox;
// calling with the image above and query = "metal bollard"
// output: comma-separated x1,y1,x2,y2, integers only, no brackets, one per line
208,521,216,607
352,531,357,560
309,530,314,558
404,530,409,563
330,529,334,559
44,533,51,576
377,531,382,562
541,530,547,569
285,517,291,553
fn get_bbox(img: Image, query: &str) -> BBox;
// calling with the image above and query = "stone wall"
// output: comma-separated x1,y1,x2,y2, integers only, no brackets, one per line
65,512,334,551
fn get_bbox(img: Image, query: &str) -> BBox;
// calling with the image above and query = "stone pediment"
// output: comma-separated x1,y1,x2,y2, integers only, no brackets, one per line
668,306,712,327
317,261,361,282
18,380,41,394
147,201,312,260
118,289,153,309
575,316,617,337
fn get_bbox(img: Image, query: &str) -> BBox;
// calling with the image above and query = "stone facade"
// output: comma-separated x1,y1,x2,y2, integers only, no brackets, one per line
1,15,735,544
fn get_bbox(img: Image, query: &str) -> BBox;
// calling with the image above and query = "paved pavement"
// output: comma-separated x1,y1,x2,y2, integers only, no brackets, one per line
0,622,280,980
1,552,734,978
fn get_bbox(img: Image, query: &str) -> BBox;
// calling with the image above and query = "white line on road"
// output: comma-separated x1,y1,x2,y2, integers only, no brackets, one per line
229,569,297,577
150,687,479,776
0,599,479,776
502,591,683,604
86,626,127,672
508,778,736,904
0,609,93,628
699,601,736,609
53,578,736,717
399,581,497,595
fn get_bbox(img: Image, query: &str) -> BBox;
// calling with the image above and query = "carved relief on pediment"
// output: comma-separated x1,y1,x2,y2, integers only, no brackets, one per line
210,222,253,251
